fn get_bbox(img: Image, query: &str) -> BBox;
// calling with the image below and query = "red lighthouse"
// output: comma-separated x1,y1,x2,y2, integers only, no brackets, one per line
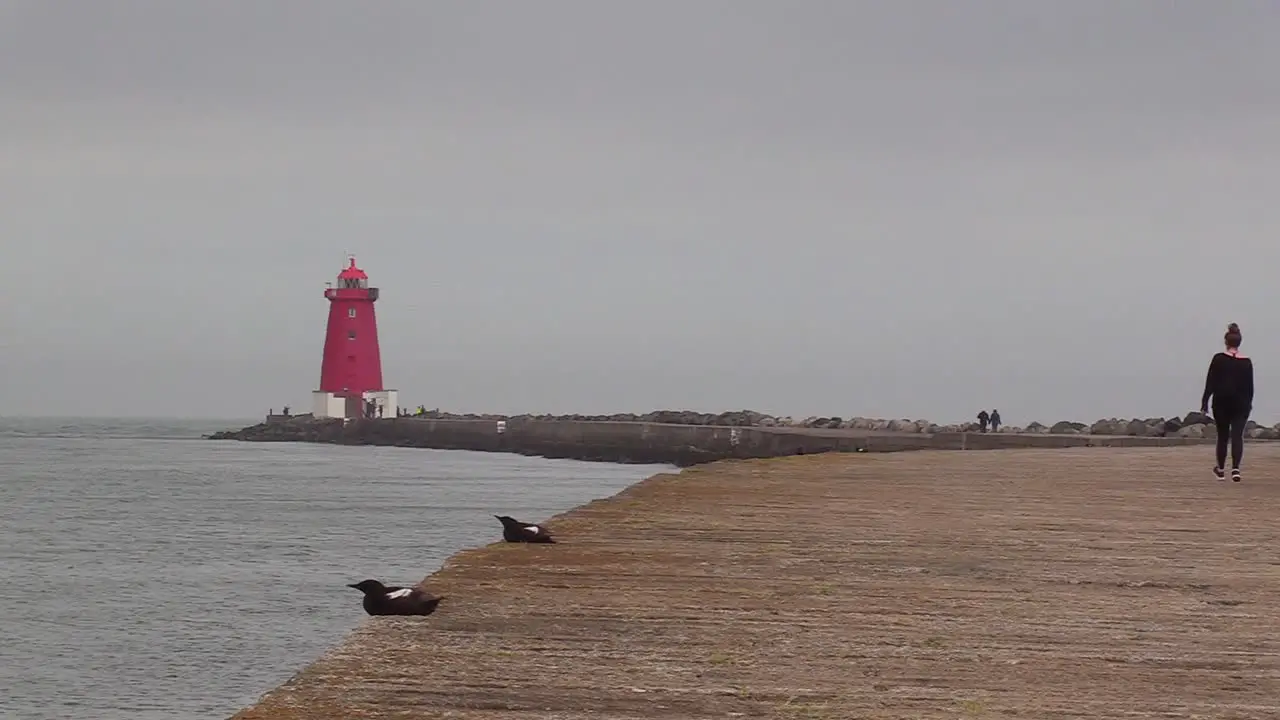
310,257,398,420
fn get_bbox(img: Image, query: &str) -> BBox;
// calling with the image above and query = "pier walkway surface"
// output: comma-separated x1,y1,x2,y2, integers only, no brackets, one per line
232,445,1280,719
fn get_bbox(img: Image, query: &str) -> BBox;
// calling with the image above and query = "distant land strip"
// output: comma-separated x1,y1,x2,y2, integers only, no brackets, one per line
207,409,1280,467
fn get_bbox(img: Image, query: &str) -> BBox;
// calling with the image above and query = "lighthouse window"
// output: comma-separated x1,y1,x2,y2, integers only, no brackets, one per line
348,330,357,340
347,307,356,318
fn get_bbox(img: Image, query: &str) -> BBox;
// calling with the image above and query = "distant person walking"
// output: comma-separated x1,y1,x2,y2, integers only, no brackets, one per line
976,409,990,433
989,409,1002,433
1201,322,1254,482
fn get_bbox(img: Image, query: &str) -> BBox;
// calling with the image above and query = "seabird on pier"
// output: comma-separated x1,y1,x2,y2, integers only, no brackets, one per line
347,579,444,616
494,514,557,544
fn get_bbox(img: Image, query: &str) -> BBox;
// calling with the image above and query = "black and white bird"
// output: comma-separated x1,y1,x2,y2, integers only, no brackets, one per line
494,514,556,544
346,579,444,616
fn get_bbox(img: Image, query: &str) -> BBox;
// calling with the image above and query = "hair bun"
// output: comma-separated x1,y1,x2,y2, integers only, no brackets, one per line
1228,322,1241,333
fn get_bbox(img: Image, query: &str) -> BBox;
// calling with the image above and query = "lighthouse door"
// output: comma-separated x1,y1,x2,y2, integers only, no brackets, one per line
344,395,362,419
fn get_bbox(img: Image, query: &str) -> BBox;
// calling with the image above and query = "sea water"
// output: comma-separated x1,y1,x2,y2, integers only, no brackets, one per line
0,417,669,719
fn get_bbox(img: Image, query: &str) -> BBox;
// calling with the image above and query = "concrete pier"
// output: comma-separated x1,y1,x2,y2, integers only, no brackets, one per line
208,416,1218,466
230,444,1280,719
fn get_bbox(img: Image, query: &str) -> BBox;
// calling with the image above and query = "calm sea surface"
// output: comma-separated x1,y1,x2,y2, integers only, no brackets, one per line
0,418,671,720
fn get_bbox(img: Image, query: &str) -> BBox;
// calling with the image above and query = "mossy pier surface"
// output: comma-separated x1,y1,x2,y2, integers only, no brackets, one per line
232,444,1280,719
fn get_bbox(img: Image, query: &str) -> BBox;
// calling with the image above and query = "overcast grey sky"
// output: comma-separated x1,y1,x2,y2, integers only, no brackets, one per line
1,1,1277,424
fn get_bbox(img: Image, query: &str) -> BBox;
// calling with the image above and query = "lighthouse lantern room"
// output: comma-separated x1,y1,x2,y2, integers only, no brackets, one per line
311,256,398,420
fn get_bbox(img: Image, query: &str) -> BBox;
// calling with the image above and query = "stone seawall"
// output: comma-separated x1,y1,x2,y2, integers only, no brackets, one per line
207,416,1218,466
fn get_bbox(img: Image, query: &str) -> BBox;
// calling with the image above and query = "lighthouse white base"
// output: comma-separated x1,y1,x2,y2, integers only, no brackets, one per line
311,391,347,419
311,389,399,419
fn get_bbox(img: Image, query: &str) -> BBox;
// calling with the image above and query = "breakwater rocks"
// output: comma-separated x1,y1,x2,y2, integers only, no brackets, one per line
329,408,1280,439
1026,412,1280,440
206,409,1276,467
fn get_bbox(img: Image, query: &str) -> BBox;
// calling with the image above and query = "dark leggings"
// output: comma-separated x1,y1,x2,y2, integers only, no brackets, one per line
1213,401,1251,469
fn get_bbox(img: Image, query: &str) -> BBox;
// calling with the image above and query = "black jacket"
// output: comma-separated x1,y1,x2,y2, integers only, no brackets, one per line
1202,351,1254,410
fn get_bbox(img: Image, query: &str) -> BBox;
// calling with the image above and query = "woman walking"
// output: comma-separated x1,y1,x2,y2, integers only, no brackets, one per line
1200,322,1255,481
